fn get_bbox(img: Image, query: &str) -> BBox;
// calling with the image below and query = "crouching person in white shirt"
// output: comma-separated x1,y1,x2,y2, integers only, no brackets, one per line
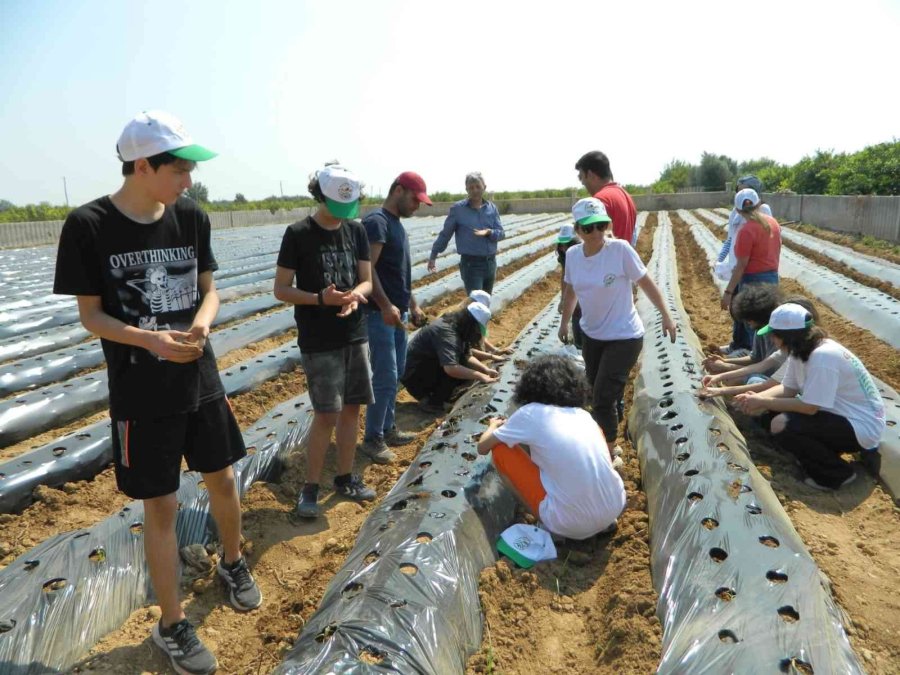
477,355,626,540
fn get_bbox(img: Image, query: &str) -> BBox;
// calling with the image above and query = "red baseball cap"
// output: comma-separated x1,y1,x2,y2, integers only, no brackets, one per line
396,171,432,205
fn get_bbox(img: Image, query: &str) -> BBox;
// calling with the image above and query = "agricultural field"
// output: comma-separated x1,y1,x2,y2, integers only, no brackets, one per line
0,210,898,674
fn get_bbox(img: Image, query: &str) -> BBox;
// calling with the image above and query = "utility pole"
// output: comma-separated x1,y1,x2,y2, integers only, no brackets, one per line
62,177,69,206
280,181,284,199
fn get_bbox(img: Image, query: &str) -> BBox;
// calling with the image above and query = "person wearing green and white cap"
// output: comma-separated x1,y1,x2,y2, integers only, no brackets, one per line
401,301,499,414
53,110,259,675
274,163,378,519
560,197,676,450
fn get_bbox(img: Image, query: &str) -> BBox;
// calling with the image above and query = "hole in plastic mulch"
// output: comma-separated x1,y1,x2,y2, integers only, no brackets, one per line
461,452,477,461
684,469,699,477
391,500,408,511
0,619,15,633
88,547,106,563
670,423,684,431
674,436,689,446
42,578,67,593
709,547,728,563
407,476,424,488
715,587,736,601
662,411,678,420
709,427,721,436
441,489,457,498
379,521,395,532
687,492,704,503
746,504,762,515
399,563,419,576
129,522,143,535
659,399,674,408
315,623,338,643
779,657,814,674
364,551,380,565
718,629,739,643
24,560,39,571
358,645,387,665
416,532,433,544
778,606,800,622
759,536,780,548
341,581,364,599
52,447,65,456
701,517,719,530
716,443,729,452
727,462,748,472
419,461,433,469
766,570,789,584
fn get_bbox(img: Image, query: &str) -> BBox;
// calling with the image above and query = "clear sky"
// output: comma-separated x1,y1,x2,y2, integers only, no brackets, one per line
1,0,897,206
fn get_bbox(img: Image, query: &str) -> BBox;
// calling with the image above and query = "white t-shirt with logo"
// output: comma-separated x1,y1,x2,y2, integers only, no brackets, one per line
782,339,886,449
493,403,626,539
563,239,647,341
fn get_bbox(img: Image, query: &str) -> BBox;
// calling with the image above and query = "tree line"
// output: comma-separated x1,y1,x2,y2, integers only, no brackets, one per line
2,140,897,223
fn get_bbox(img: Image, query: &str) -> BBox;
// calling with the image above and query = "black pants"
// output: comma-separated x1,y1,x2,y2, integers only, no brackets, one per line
772,410,863,488
581,335,643,444
401,364,459,405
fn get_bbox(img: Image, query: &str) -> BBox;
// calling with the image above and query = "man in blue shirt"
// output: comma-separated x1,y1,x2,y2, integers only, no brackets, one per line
361,172,431,462
427,172,505,293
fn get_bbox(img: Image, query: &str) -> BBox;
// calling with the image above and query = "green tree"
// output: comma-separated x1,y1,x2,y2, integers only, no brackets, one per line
0,199,13,212
185,182,209,202
827,141,900,196
788,150,843,194
234,192,247,203
694,152,734,191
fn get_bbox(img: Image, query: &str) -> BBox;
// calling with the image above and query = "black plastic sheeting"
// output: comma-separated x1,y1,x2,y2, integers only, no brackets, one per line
275,301,564,674
0,392,314,675
0,340,302,513
628,214,862,674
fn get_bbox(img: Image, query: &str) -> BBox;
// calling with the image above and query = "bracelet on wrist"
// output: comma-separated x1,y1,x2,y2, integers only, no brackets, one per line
317,290,324,306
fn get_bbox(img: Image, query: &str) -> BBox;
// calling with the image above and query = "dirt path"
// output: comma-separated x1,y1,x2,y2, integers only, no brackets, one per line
669,212,900,673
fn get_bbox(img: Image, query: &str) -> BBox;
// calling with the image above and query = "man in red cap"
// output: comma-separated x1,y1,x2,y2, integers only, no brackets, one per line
360,172,432,462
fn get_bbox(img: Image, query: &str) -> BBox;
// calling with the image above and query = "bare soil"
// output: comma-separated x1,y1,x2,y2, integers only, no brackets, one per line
669,212,900,673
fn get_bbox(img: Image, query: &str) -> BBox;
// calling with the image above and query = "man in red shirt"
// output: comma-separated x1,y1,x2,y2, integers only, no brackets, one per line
575,151,638,246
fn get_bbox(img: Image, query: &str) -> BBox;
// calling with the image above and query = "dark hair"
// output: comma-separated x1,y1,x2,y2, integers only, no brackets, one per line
781,295,820,324
120,150,180,176
732,284,780,325
447,307,483,354
772,311,827,362
575,151,612,181
308,176,326,203
513,355,589,408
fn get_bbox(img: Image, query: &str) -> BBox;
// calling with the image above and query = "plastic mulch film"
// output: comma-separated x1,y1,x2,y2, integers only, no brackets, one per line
630,213,863,674
682,210,900,502
0,339,303,513
0,393,314,674
275,300,563,675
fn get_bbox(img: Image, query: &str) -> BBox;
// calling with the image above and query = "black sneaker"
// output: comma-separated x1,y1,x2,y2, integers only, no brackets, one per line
216,557,263,611
152,619,217,675
334,474,376,502
384,427,417,447
295,486,320,519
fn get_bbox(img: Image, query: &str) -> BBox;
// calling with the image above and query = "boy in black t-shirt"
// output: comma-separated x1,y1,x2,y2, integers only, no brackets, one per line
274,164,377,519
555,223,583,349
53,111,260,675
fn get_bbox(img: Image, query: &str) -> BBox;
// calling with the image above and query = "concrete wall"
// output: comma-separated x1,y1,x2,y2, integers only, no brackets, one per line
5,191,899,249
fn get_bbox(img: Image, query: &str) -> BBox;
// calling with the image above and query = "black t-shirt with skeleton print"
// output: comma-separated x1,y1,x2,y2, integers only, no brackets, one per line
53,196,224,420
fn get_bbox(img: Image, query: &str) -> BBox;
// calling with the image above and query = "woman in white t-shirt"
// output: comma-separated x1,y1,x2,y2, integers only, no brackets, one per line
734,303,886,490
559,197,677,450
477,354,626,539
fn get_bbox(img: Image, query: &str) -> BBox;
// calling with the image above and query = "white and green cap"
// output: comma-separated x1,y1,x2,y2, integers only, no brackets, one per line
757,302,814,335
572,197,611,225
318,164,362,219
496,524,557,569
116,110,217,162
467,301,491,337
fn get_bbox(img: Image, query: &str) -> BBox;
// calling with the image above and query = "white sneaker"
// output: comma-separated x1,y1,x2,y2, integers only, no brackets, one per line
803,472,857,491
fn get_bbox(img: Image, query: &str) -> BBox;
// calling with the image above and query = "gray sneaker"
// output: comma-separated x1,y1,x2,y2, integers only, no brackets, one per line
295,488,320,519
334,474,376,502
216,557,262,611
152,619,218,675
384,427,417,447
359,437,396,464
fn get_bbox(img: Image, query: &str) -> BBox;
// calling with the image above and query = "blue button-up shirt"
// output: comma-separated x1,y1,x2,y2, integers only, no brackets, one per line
429,199,505,259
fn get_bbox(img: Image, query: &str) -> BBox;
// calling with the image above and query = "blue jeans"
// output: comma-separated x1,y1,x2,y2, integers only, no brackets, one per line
459,254,497,294
364,310,408,441
730,270,779,350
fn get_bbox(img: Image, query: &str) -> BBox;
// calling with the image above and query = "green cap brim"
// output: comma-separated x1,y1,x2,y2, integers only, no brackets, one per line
169,144,218,161
576,215,611,225
497,538,535,569
557,236,574,243
325,197,360,219
756,325,773,336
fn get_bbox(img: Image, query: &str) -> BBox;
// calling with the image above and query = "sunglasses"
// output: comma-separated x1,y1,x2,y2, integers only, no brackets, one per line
576,222,602,234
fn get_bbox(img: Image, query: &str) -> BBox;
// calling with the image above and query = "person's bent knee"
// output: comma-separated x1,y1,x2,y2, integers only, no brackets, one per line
770,413,789,436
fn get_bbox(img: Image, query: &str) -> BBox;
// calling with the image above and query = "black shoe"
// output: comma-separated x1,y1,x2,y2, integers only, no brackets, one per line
418,398,447,415
334,474,376,502
216,557,263,611
295,486,320,519
152,619,218,675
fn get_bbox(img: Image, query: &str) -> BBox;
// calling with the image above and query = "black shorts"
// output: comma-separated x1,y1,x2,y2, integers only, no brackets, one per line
300,342,374,413
111,396,246,500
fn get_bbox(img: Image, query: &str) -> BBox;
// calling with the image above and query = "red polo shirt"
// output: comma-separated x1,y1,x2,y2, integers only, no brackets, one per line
733,214,781,274
595,183,637,244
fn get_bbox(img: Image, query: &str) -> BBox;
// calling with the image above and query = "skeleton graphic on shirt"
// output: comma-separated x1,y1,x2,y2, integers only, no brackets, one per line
126,265,195,316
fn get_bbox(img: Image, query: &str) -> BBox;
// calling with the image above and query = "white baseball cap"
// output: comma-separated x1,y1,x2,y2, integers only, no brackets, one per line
467,301,491,336
734,188,761,211
572,197,611,226
757,303,814,335
468,290,491,308
497,524,557,569
116,110,216,162
557,223,576,243
317,164,362,219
